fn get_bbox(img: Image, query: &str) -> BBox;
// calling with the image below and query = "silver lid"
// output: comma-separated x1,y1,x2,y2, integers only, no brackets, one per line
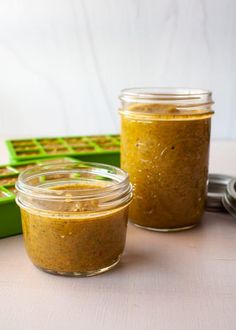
206,174,233,212
222,178,236,218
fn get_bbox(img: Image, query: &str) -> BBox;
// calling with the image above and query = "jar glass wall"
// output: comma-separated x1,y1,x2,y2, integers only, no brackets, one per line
16,162,132,276
119,88,214,232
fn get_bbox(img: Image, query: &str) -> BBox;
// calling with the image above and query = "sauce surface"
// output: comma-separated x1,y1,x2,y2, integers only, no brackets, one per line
121,104,211,230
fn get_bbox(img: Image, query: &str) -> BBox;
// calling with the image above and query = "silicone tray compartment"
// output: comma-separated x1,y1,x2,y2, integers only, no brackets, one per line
0,157,78,239
6,135,120,166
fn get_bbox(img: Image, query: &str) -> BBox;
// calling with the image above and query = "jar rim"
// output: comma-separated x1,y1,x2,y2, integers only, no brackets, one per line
120,87,212,101
16,161,132,203
119,87,214,119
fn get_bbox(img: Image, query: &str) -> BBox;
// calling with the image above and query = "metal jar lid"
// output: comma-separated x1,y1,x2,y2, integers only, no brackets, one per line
206,174,234,212
222,178,236,218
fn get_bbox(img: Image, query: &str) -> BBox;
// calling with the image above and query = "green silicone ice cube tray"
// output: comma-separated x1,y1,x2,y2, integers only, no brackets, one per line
6,135,120,166
0,157,79,239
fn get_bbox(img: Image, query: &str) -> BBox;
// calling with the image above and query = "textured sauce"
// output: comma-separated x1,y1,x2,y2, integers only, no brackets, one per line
121,104,211,230
21,183,129,274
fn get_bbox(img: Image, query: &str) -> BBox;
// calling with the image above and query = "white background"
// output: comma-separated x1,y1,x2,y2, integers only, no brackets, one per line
0,0,235,140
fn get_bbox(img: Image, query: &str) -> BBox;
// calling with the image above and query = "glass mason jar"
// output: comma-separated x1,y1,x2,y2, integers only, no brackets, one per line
119,88,214,232
16,162,132,276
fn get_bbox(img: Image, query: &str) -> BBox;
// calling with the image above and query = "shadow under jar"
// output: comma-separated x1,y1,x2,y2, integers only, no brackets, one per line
16,162,132,276
119,88,214,232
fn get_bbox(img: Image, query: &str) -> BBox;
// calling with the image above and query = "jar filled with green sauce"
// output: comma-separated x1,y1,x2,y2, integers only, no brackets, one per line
119,88,214,232
16,162,132,276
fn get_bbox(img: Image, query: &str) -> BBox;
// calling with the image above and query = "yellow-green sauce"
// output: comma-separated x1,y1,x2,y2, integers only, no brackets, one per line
121,104,211,230
21,183,129,274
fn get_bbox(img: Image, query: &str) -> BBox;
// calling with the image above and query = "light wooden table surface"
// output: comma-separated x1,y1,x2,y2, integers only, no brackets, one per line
0,140,236,330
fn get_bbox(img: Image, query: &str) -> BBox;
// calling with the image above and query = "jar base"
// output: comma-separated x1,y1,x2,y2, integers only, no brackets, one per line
35,257,121,277
131,222,198,232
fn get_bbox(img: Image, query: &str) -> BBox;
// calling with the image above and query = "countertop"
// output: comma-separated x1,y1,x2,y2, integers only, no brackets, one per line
0,140,236,330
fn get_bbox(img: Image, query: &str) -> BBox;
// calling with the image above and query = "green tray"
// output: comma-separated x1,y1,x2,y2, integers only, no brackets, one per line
0,157,79,239
6,135,120,166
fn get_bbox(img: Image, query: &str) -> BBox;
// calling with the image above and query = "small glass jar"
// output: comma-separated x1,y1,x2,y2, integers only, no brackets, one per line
16,162,132,276
119,87,214,232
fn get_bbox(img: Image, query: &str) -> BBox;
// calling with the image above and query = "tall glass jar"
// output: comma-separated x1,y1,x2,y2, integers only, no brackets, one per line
16,162,132,276
119,88,214,232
